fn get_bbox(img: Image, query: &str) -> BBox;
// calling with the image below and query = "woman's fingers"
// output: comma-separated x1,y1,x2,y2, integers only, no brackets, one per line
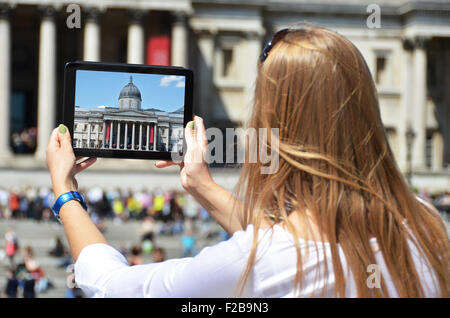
184,118,205,164
194,116,208,148
57,125,72,149
184,120,196,149
47,125,73,152
47,127,61,151
75,157,97,174
155,160,181,168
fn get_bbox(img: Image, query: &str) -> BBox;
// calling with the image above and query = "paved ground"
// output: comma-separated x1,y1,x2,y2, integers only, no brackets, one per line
0,219,224,298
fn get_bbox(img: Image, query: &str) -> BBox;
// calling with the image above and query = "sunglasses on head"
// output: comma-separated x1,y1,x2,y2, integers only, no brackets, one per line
259,28,290,63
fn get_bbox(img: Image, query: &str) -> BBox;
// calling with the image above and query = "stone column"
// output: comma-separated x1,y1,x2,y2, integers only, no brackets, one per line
132,122,136,150
244,31,262,119
124,122,128,149
154,123,158,150
95,123,99,148
87,122,91,148
102,121,106,148
171,11,188,67
127,10,145,64
83,8,100,61
110,121,113,148
0,5,12,159
432,131,444,171
399,38,415,172
197,31,215,124
139,122,143,150
412,37,428,170
166,127,170,151
116,121,121,149
146,123,150,151
35,6,57,159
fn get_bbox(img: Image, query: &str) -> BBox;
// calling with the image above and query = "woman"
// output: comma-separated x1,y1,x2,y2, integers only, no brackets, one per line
46,25,449,297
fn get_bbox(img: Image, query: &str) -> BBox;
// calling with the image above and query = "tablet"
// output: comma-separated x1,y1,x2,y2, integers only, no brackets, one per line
62,61,194,161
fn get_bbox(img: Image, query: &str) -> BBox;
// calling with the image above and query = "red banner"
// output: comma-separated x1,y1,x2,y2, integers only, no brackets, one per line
146,35,171,66
106,123,110,141
149,126,154,143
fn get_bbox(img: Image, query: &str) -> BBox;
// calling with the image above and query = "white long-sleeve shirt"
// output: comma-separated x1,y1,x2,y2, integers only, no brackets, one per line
74,224,440,298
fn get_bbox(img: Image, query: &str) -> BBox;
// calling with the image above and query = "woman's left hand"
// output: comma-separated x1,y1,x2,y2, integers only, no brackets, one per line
45,124,97,198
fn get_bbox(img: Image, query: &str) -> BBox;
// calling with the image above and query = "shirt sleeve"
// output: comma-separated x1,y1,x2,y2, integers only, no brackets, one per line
74,227,256,298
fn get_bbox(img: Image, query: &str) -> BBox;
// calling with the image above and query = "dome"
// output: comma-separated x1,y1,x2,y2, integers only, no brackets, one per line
119,76,142,101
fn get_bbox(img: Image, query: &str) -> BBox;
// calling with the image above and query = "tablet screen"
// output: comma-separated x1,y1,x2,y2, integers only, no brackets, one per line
73,70,185,153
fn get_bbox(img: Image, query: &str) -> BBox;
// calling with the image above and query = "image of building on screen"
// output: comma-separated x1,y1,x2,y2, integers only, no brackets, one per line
73,75,184,152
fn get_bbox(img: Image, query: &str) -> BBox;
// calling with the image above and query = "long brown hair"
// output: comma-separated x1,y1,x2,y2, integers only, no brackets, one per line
233,24,449,297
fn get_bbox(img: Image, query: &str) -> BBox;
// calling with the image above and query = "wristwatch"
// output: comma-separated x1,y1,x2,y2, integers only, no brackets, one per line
52,191,88,223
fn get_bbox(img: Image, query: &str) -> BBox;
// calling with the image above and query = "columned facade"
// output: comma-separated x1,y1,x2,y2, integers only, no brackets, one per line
0,0,449,192
80,120,170,152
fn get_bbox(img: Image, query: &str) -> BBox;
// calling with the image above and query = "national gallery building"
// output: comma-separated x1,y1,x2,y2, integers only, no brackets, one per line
73,76,184,152
0,0,449,191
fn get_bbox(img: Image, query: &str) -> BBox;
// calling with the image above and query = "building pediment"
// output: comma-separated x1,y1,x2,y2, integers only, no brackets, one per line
107,110,154,117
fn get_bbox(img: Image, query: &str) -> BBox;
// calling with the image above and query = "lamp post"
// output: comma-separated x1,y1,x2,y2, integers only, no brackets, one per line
406,127,416,187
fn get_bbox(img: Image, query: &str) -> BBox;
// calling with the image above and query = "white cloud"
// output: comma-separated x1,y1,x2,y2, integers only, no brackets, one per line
160,75,184,87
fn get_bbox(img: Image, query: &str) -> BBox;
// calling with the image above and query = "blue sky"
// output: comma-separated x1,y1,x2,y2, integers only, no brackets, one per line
75,70,185,113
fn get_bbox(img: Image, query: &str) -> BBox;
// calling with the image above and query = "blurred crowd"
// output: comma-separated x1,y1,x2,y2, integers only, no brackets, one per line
2,231,55,298
0,186,226,298
11,127,37,154
0,186,448,222
0,186,208,225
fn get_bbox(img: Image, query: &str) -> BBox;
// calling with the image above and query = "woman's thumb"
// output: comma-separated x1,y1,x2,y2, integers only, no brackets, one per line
58,124,72,148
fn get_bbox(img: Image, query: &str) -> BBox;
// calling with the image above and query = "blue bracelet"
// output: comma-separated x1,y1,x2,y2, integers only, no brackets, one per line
52,191,88,223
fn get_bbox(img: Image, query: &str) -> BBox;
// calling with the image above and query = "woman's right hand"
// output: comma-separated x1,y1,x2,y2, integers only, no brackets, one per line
157,115,244,234
155,115,214,195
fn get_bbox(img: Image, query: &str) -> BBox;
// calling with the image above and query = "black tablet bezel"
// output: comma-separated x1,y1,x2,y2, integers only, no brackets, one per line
63,61,193,161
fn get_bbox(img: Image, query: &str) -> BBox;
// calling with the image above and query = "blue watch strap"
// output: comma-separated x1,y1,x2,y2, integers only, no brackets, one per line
52,191,88,223
70,191,88,211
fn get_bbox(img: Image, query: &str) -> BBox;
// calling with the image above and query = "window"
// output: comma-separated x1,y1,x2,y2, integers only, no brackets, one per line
214,35,241,82
375,56,386,85
222,48,233,78
374,50,391,87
